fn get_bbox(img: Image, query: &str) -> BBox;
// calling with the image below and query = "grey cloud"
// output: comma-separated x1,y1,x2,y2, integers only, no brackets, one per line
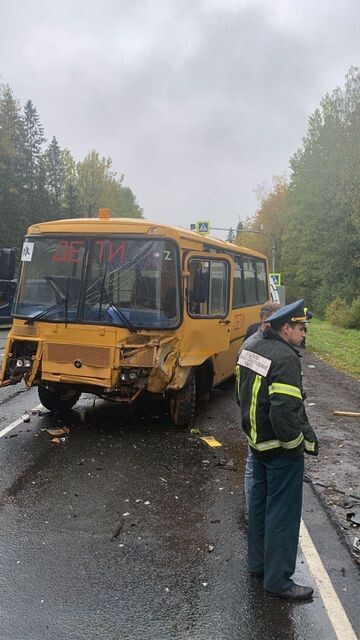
1,0,360,232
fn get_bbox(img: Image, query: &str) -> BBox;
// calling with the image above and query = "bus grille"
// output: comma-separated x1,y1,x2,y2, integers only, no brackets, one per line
46,343,110,368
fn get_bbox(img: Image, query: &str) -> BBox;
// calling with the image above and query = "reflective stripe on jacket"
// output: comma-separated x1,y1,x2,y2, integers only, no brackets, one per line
235,328,318,458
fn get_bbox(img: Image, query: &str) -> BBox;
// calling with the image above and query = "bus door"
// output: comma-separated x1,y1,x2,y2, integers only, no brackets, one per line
180,252,232,366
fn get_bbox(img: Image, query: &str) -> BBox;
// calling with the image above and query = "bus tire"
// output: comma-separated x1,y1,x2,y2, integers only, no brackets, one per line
38,384,81,412
169,370,196,427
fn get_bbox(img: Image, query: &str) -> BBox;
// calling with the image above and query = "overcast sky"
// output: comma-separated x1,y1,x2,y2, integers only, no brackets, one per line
1,0,360,237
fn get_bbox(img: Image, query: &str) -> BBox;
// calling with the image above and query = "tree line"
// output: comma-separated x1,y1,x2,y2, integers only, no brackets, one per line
237,66,360,322
0,84,143,249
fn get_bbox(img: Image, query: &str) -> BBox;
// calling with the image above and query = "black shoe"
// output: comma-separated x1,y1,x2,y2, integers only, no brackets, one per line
265,583,314,601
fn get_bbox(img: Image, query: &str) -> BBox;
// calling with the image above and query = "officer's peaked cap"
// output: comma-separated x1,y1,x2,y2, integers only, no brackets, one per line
266,299,312,326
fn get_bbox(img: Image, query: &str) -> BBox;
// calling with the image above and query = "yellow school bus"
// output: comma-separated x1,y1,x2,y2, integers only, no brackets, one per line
0,210,270,425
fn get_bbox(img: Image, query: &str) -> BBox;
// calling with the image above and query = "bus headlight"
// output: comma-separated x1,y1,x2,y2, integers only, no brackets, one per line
15,358,32,369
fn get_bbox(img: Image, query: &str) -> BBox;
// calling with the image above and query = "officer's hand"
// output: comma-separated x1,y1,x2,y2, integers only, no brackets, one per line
304,437,319,456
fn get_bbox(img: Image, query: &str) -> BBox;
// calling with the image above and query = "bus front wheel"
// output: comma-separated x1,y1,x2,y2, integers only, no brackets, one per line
169,370,196,426
38,384,81,412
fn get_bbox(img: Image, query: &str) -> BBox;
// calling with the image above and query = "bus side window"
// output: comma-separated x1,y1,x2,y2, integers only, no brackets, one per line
255,259,268,303
243,258,257,306
232,257,245,308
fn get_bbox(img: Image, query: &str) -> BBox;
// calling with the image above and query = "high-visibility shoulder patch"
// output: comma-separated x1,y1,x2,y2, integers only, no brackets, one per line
237,349,272,377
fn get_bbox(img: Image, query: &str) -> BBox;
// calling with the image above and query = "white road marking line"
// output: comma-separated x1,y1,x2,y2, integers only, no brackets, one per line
300,520,358,640
0,404,43,439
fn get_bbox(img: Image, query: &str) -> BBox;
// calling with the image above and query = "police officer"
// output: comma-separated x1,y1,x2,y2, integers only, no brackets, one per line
236,299,318,601
237,301,282,516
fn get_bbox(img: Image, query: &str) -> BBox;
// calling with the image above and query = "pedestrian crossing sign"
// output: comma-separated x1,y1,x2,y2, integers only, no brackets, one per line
270,273,281,286
196,221,210,234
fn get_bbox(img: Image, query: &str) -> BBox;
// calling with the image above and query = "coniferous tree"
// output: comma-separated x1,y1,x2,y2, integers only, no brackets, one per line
22,99,46,222
0,84,26,247
44,136,66,217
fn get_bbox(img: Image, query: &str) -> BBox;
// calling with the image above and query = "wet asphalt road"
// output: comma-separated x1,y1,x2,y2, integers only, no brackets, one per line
0,329,359,640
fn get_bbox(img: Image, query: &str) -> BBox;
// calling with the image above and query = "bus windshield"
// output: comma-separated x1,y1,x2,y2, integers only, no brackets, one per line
13,237,181,329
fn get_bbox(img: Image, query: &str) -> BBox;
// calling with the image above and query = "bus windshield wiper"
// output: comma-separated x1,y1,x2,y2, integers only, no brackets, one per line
25,275,72,325
97,268,137,333
107,301,137,333
25,299,66,325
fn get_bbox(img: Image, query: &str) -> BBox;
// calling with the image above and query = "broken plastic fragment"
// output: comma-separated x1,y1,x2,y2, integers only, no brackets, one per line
200,436,222,448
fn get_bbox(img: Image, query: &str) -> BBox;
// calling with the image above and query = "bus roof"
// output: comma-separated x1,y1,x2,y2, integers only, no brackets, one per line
27,216,267,260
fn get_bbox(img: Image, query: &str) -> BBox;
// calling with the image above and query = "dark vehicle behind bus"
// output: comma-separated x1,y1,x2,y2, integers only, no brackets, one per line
0,248,17,324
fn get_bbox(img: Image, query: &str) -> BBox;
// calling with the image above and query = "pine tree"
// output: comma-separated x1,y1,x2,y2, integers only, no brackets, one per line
22,99,46,222
0,84,26,247
44,136,66,217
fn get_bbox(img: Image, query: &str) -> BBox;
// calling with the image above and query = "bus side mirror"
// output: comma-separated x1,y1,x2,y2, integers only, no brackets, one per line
0,248,16,280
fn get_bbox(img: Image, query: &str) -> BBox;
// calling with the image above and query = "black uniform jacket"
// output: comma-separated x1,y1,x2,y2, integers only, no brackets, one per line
235,328,318,459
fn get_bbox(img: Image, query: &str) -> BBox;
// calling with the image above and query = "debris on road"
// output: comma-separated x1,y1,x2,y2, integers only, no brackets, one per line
347,510,360,526
110,518,124,541
333,411,360,418
200,435,222,448
46,427,70,436
22,412,30,423
216,457,237,471
353,537,360,563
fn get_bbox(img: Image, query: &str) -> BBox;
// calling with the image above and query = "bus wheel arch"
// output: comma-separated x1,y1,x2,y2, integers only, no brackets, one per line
38,383,81,412
169,369,196,427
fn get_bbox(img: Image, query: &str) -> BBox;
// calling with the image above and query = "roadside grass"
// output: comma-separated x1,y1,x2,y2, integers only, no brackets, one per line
306,318,360,379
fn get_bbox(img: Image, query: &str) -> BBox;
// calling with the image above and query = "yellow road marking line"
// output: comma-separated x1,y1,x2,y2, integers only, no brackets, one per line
0,404,42,439
300,520,358,640
200,436,222,448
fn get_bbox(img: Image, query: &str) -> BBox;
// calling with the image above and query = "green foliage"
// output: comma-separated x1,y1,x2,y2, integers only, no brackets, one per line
325,297,360,328
324,298,348,326
247,68,360,317
306,318,360,379
0,83,143,248
347,298,360,328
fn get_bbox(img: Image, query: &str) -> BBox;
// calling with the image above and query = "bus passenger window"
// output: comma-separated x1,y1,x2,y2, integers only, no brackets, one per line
243,258,257,306
232,258,245,308
255,260,268,303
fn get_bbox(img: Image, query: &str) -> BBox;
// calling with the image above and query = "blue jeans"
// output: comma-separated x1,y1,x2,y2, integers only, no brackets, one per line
248,453,304,593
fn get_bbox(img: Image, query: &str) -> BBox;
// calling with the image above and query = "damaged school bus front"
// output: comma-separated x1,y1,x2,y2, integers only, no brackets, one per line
0,324,187,409
0,216,189,420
